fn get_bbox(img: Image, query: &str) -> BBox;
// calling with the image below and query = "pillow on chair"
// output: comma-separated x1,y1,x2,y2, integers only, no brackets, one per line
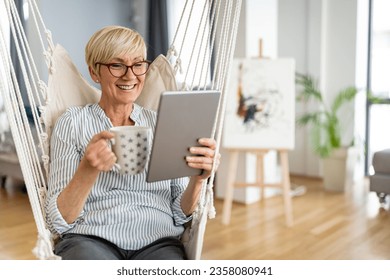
136,54,178,111
44,44,101,140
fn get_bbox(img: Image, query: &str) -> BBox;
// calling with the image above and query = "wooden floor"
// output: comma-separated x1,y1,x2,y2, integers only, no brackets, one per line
1,175,390,260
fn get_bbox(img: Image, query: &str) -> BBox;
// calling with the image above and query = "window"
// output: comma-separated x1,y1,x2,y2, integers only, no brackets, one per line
366,0,390,174
167,0,212,89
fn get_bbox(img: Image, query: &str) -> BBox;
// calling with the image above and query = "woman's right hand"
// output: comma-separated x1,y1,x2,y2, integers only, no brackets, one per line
82,131,117,172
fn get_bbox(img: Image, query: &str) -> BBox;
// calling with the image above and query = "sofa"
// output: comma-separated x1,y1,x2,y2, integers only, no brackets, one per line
369,149,390,204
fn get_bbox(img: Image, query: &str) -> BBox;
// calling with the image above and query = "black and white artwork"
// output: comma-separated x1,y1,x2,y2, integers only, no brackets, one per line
223,58,295,149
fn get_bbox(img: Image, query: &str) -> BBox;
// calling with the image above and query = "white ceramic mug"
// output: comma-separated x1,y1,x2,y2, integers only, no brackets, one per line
109,126,151,175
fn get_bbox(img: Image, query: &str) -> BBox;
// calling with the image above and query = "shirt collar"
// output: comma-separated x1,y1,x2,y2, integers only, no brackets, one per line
91,103,143,127
131,103,143,126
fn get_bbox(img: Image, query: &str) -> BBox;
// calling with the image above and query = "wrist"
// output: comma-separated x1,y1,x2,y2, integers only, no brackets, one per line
79,157,101,176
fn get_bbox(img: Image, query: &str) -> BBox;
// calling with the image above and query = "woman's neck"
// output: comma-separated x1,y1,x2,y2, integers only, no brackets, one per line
98,101,135,127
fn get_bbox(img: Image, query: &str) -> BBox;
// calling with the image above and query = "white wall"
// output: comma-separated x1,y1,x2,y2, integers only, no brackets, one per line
277,0,310,175
322,0,357,146
278,0,358,177
246,0,278,58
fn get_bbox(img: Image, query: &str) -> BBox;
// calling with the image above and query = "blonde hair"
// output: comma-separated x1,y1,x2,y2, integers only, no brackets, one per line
85,25,147,75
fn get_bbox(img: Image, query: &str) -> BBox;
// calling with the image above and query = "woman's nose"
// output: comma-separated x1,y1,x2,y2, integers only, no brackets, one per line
122,68,136,80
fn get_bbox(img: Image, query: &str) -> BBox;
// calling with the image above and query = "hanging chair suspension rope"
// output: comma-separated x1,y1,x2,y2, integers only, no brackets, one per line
166,0,243,220
208,0,237,150
0,23,52,259
203,0,242,218
188,0,210,90
8,1,46,156
167,0,189,60
199,0,220,91
183,0,209,90
7,1,45,197
211,0,242,180
170,0,242,220
211,1,232,91
27,0,55,69
5,0,45,231
24,0,57,170
8,0,47,152
7,0,47,198
172,0,196,76
2,0,57,260
196,0,229,217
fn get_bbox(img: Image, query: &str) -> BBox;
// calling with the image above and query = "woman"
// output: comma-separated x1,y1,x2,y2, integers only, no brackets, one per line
45,26,220,260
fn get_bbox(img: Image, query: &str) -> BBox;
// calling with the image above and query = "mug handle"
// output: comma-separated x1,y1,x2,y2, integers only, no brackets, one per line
109,138,121,172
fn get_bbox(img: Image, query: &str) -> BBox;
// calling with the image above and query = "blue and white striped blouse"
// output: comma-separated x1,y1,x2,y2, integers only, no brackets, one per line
45,103,191,250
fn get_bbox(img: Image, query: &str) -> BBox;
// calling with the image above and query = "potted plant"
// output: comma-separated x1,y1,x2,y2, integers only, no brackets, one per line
295,73,359,191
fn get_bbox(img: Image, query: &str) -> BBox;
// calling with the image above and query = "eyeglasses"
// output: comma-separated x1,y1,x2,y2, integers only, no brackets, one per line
95,61,151,78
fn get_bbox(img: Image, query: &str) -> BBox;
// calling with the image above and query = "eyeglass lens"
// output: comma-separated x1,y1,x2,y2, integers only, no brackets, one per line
109,62,149,77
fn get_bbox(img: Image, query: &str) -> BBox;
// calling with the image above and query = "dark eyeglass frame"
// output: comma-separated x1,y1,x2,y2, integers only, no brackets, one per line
95,61,151,78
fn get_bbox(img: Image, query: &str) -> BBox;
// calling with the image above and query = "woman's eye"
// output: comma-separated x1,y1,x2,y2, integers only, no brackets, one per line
111,64,124,69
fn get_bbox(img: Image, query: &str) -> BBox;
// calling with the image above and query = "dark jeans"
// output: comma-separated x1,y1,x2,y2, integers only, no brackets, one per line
54,234,187,260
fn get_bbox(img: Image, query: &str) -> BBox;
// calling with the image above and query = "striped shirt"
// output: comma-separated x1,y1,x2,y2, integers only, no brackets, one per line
45,103,191,250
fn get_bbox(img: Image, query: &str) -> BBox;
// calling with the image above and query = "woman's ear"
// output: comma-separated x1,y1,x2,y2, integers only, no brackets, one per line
89,66,99,83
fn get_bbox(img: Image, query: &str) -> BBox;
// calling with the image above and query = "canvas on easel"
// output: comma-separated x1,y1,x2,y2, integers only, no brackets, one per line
220,58,296,227
223,58,295,150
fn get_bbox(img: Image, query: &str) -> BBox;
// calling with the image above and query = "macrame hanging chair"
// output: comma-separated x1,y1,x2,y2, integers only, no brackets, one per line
0,0,242,260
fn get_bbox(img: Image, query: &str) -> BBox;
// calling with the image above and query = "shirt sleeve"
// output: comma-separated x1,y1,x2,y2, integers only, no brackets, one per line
170,176,192,226
45,111,83,234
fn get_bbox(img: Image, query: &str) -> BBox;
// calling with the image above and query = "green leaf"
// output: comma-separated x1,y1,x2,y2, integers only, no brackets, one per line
295,73,323,103
295,73,357,158
331,87,358,113
296,112,324,127
310,124,332,158
367,90,389,104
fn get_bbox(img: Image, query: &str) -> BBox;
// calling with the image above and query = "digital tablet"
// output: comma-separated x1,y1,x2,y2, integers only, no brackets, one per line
146,90,221,182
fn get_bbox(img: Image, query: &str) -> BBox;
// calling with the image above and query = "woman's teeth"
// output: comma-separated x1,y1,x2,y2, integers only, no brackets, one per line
117,85,135,90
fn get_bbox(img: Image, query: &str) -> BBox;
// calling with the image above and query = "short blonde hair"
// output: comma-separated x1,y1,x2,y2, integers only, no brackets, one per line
85,25,147,75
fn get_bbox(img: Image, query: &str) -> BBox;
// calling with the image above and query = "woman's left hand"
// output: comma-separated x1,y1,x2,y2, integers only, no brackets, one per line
186,138,221,181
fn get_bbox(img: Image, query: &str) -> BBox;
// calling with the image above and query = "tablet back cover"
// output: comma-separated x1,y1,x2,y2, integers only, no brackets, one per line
146,90,221,182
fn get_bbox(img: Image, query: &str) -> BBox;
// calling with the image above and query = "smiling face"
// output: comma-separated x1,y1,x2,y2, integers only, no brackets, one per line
86,26,147,110
91,55,146,106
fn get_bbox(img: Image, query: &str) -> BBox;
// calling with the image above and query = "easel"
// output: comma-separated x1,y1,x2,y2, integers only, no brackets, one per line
221,39,293,227
221,148,293,227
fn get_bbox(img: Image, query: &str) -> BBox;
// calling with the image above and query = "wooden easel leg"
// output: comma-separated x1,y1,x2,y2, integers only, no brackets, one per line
280,150,293,227
256,152,265,200
222,150,239,225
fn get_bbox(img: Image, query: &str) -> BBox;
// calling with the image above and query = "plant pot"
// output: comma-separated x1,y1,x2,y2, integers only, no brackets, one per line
322,147,358,192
